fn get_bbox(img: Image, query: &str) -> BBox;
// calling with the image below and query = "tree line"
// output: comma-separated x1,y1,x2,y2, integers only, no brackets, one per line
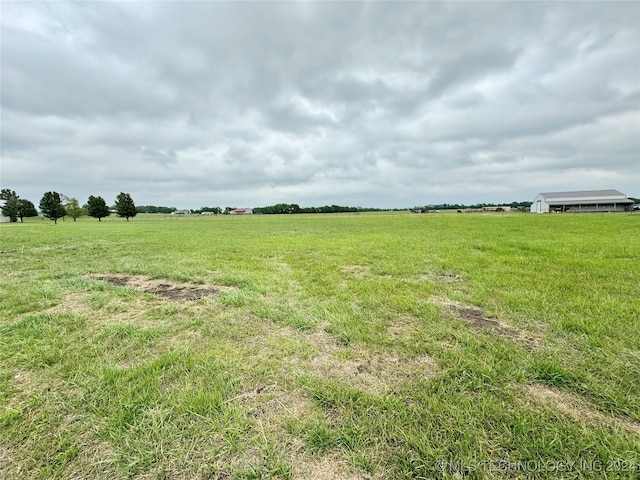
253,203,384,214
1,189,137,224
413,201,535,211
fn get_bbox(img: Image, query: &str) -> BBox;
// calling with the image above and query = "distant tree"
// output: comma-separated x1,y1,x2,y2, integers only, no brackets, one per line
65,198,85,222
39,192,67,224
1,196,19,222
114,192,137,221
1,190,38,222
136,205,176,214
1,190,20,222
200,206,222,214
86,195,110,221
16,199,38,222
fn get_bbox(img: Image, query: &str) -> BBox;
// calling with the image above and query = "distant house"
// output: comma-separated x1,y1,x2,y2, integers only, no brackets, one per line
229,208,253,215
530,190,633,213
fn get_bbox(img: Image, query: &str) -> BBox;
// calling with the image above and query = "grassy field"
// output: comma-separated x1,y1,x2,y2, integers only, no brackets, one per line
1,212,639,479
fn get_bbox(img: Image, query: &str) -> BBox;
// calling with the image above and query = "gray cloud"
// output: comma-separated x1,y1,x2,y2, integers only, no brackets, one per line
1,1,638,209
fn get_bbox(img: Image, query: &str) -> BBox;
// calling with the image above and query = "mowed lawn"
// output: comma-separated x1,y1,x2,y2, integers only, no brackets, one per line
1,212,638,479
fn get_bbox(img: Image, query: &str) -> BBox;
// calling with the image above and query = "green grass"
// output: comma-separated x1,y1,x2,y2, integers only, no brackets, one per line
1,212,639,479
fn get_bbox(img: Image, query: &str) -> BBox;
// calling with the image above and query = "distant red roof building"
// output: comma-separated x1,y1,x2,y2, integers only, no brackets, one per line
229,208,253,215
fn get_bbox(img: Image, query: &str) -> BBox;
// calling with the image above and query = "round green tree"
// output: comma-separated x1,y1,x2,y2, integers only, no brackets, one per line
39,191,67,224
86,195,110,222
16,199,38,222
114,192,137,221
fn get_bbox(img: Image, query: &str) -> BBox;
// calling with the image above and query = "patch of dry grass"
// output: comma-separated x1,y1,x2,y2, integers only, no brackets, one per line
292,452,375,480
523,384,640,436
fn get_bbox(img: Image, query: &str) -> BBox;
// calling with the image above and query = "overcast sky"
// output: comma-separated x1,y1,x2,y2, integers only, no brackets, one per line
2,1,639,209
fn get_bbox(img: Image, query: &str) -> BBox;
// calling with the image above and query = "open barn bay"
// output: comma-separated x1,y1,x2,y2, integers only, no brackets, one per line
1,213,638,479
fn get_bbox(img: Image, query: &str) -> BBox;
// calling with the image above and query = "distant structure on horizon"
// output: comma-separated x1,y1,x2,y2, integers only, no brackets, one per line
229,208,253,215
530,190,633,213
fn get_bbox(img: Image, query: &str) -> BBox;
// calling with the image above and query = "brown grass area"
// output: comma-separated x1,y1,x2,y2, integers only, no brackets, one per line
386,314,421,341
340,265,371,280
9,370,37,396
232,383,316,436
419,273,466,283
524,384,640,436
310,346,436,395
42,291,170,329
254,325,438,395
0,443,20,480
42,292,94,316
292,452,375,480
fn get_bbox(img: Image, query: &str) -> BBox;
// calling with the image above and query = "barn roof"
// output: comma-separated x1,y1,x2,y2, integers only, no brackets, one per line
537,190,632,205
538,189,627,199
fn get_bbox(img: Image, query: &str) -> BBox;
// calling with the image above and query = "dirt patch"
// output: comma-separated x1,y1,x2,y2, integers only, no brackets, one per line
524,384,640,436
458,307,538,350
90,274,232,300
432,297,540,351
459,307,504,330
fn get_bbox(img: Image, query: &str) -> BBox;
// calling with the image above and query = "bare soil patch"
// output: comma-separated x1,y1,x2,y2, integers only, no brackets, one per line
432,297,540,351
524,384,640,436
90,274,232,300
459,307,505,330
